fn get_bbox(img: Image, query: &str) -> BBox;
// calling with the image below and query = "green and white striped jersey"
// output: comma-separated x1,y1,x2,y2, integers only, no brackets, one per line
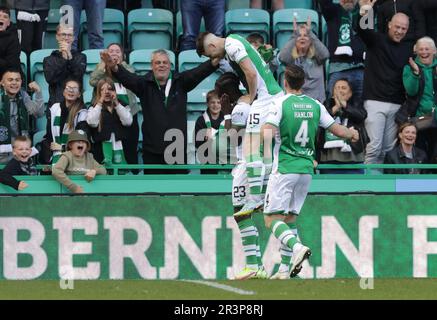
266,93,335,174
224,34,282,99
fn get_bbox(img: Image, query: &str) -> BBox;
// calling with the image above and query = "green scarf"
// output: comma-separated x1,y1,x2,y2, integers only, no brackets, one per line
114,82,129,106
335,9,354,57
0,90,30,146
324,117,352,152
102,133,126,165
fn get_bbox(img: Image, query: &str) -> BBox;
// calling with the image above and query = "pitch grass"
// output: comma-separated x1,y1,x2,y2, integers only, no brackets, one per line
0,279,437,300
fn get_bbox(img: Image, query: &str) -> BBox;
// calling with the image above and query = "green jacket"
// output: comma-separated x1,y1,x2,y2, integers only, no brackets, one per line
402,57,437,116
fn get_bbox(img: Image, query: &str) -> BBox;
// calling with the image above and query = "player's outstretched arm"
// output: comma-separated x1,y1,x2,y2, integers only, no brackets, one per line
328,123,359,143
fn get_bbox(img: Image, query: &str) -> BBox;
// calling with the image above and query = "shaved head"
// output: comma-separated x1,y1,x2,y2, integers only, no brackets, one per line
388,13,409,43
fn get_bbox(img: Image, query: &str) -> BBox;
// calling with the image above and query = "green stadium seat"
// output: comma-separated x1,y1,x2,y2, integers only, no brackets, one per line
284,0,313,9
187,88,209,112
20,51,27,84
128,9,173,50
36,116,47,132
226,0,251,10
273,8,320,50
30,49,53,104
80,8,125,50
129,49,175,76
82,49,102,92
9,9,15,23
33,130,46,146
178,50,220,90
83,89,94,107
44,9,63,49
225,9,270,43
176,11,205,50
50,0,62,9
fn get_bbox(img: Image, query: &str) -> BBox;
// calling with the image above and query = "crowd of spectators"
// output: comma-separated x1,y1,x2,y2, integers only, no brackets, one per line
1,0,437,189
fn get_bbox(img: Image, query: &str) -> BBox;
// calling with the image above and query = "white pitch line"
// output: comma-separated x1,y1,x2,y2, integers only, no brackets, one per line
182,280,256,296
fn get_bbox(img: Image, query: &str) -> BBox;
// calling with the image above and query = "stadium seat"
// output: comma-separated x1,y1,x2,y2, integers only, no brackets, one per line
176,11,205,50
226,0,251,10
284,0,313,9
35,116,47,133
44,8,63,49
187,89,209,112
128,9,173,50
225,9,270,43
80,8,125,50
32,130,46,146
82,49,102,93
30,49,53,104
129,49,175,76
273,8,320,50
50,0,62,9
83,89,94,107
178,50,220,90
20,51,27,84
9,9,15,23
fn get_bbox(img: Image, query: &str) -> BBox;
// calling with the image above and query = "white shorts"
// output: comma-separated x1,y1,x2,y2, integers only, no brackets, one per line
263,172,312,215
246,92,284,133
232,161,248,207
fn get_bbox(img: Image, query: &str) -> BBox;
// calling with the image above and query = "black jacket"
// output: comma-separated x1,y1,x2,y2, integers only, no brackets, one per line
384,144,428,174
13,0,50,11
113,61,218,157
0,158,37,190
0,24,20,79
376,0,421,41
415,0,437,43
317,0,366,66
317,96,369,159
357,24,413,104
43,50,87,109
90,107,129,143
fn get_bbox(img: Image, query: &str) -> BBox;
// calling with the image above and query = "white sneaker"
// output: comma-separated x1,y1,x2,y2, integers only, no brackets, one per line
233,199,264,217
289,245,311,278
270,270,289,280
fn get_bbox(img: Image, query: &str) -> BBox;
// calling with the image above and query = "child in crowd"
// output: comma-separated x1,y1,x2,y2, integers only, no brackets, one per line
52,130,106,193
0,136,37,190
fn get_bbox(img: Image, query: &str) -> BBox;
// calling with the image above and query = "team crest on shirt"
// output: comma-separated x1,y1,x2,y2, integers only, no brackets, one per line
0,126,8,142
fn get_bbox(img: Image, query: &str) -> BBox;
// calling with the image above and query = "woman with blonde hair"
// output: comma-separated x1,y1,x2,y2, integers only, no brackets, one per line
278,17,329,103
86,77,133,165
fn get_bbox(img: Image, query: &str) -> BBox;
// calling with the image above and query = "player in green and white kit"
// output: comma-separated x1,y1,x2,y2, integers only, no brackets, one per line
262,65,359,278
196,32,284,217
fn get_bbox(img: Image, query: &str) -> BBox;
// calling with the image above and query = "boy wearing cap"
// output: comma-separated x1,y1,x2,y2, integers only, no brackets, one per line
52,130,106,193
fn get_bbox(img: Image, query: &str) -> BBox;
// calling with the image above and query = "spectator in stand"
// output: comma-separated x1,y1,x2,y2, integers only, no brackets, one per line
401,37,437,163
14,0,50,56
179,0,225,52
0,6,20,79
40,79,89,165
52,130,107,193
317,78,368,174
279,17,329,103
415,0,437,44
0,68,44,164
194,90,226,174
0,136,37,190
358,1,413,167
100,49,220,174
43,24,86,109
250,0,283,10
384,122,428,174
376,0,421,42
89,43,140,170
62,0,106,50
246,32,279,74
86,77,133,165
318,0,366,100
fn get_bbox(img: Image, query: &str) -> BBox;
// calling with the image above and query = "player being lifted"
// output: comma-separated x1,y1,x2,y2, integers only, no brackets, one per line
214,72,267,280
261,65,359,278
196,32,283,217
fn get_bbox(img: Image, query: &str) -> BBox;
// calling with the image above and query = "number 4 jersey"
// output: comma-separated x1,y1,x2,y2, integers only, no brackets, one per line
266,93,335,174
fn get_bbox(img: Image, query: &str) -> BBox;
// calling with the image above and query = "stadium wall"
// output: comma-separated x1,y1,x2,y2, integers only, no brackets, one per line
0,194,436,280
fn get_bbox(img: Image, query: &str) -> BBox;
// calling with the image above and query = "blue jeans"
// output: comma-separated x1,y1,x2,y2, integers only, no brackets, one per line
180,0,225,52
62,0,106,50
327,67,364,101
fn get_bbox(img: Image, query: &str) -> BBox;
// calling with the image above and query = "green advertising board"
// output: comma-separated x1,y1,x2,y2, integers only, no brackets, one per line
0,194,437,280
